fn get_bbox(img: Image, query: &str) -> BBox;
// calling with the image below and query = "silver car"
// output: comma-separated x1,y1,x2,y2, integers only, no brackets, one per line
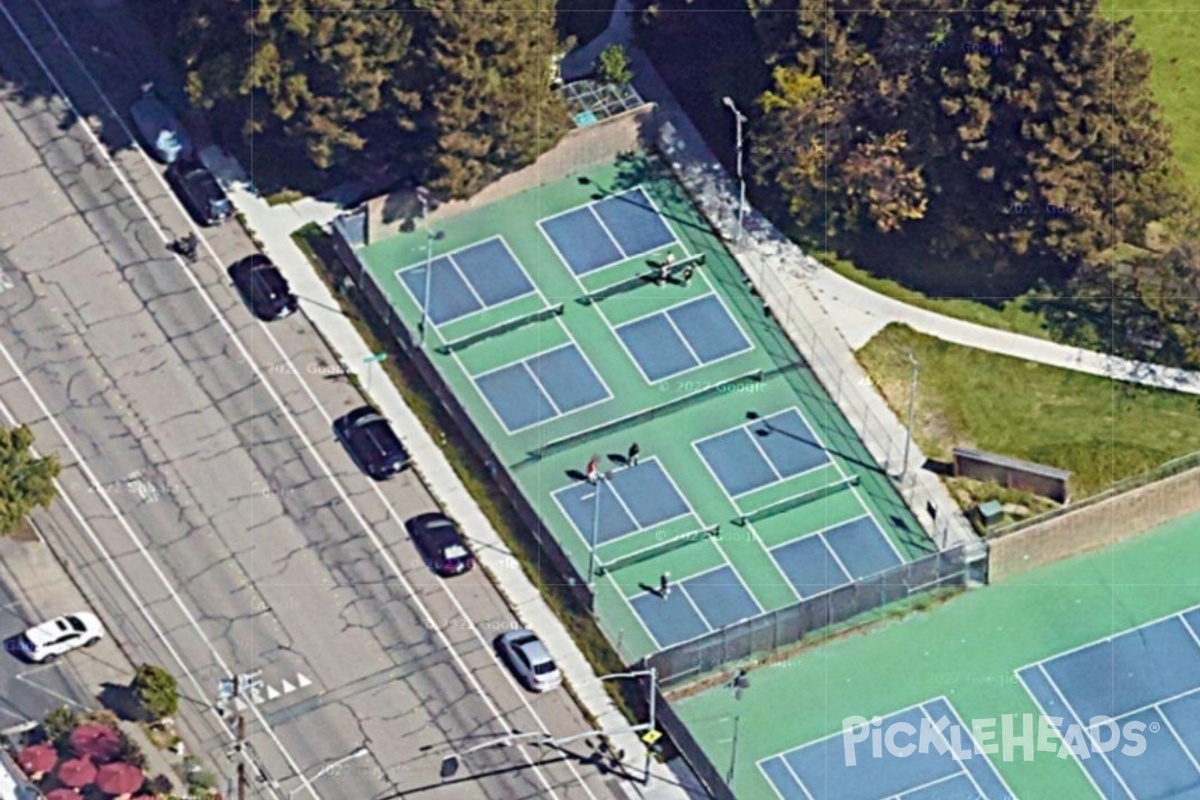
130,86,193,163
496,629,562,692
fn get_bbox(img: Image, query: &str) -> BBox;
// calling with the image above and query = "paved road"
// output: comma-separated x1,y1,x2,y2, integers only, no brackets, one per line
0,3,630,799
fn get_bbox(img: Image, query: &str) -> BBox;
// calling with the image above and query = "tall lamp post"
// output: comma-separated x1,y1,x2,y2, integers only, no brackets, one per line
902,349,920,481
586,473,607,589
415,186,444,347
287,747,370,800
722,97,748,244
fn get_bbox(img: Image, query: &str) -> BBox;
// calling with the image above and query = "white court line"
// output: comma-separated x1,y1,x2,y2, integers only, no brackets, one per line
521,361,563,416
1090,682,1200,736
1014,668,1115,800
586,204,630,260
1155,706,1200,782
678,560,763,631
1020,602,1200,674
604,571,664,651
8,5,598,795
1035,663,1138,800
920,701,990,800
605,186,684,264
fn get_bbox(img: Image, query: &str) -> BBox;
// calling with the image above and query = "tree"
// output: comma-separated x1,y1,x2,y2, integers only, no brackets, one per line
133,664,179,721
0,425,59,535
423,1,571,198
596,44,633,85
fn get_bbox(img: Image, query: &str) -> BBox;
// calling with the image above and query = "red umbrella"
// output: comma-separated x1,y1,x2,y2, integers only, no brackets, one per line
57,756,97,788
46,789,80,800
95,762,144,795
70,723,122,762
17,742,57,776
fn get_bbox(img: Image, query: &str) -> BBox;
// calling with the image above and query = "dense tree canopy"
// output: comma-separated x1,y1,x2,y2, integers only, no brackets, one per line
179,0,569,197
752,0,1187,267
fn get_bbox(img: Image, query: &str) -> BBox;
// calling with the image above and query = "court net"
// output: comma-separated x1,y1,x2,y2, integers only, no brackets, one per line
528,367,765,462
735,473,861,526
595,525,720,576
437,303,564,354
577,253,706,306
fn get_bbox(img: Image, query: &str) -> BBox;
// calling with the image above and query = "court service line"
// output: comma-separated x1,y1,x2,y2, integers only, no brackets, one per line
11,5,594,794
587,204,630,259
1090,682,1200,736
603,571,664,651
1013,669,1114,800
1155,709,1200,778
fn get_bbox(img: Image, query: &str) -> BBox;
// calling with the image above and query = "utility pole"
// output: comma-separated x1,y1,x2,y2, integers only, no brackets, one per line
237,714,247,800
902,349,920,482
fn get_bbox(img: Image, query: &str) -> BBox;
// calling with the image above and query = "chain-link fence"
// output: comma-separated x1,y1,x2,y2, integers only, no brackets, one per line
645,545,972,687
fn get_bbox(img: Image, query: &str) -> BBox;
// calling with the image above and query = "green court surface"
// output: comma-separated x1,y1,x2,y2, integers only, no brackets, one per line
672,511,1200,800
357,154,931,661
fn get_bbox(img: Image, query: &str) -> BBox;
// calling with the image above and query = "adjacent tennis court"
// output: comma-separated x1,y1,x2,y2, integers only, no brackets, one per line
552,458,693,546
760,698,1013,800
1018,604,1200,800
397,236,534,326
696,408,830,498
538,187,678,276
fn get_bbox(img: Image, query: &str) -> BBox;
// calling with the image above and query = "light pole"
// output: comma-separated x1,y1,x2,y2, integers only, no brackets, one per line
287,747,369,799
902,349,920,481
722,97,748,244
415,186,444,347
587,474,606,589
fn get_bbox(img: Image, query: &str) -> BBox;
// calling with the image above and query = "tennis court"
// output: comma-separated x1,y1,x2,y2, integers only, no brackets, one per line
615,293,753,383
397,236,534,326
538,186,678,276
1018,604,1200,800
669,505,1200,800
760,697,1013,800
353,154,931,661
473,342,612,433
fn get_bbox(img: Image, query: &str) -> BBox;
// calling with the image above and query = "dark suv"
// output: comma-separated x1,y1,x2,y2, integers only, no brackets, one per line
167,157,232,226
334,407,410,480
229,255,299,321
406,513,475,576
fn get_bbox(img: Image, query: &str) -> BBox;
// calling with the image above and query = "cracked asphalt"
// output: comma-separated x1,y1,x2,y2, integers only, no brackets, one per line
0,2,635,799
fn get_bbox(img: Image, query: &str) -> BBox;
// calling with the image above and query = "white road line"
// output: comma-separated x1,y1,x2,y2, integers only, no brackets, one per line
11,4,604,797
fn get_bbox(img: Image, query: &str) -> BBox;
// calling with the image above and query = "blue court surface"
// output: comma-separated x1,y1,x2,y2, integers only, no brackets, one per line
759,698,1014,800
695,408,830,498
616,294,752,382
397,237,534,325
1018,604,1200,800
553,459,692,546
769,515,903,599
629,563,761,648
538,187,678,276
474,343,611,432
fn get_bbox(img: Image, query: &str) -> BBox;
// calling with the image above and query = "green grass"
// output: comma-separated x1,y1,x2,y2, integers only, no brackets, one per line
1106,2,1200,200
265,189,306,207
290,224,656,739
814,250,1055,340
858,323,1200,498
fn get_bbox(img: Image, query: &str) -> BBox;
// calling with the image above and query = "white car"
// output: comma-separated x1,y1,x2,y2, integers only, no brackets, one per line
14,613,104,663
496,629,562,692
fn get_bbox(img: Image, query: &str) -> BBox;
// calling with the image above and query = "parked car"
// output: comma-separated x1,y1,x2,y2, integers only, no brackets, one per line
129,87,192,163
11,613,104,663
406,513,475,576
334,407,411,480
167,157,233,226
229,255,298,321
496,629,562,692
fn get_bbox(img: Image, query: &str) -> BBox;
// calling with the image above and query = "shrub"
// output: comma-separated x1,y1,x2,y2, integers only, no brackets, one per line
596,44,633,85
43,706,78,753
132,664,179,720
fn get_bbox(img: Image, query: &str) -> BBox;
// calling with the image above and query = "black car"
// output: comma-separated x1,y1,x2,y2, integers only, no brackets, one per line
334,407,410,480
229,255,299,321
406,513,475,576
167,157,233,226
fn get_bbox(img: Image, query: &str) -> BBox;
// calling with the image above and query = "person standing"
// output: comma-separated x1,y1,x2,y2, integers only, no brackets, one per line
660,571,671,598
628,442,640,467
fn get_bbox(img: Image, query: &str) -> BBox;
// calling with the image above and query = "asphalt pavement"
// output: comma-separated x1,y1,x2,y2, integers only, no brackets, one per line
0,2,643,799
